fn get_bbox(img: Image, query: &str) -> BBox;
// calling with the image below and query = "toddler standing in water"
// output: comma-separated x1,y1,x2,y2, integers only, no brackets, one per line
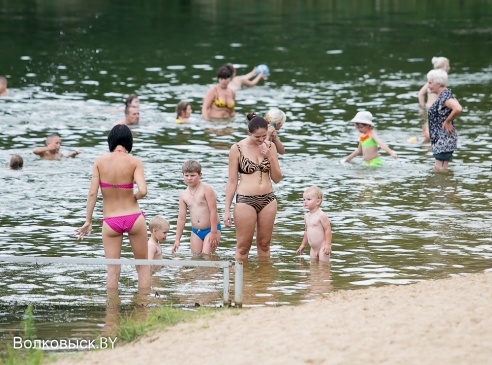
148,215,170,261
173,160,221,255
344,111,397,166
296,186,332,262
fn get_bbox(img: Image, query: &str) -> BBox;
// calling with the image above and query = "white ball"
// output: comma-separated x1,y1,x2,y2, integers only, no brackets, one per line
256,64,270,75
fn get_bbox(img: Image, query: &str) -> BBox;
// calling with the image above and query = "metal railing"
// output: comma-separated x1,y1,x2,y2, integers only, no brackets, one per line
0,256,243,307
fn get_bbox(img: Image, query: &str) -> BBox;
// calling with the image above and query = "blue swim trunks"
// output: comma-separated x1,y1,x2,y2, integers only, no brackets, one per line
191,223,222,241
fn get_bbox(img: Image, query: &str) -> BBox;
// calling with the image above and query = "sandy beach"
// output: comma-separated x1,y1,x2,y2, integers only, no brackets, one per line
52,271,492,365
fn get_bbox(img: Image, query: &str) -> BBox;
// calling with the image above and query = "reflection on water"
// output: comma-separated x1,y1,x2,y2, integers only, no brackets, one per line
1,0,492,352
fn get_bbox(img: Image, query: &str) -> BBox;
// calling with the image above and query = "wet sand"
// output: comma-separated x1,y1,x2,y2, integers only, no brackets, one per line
51,271,492,365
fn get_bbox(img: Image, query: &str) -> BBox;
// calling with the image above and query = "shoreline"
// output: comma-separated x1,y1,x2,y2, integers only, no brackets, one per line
51,270,492,365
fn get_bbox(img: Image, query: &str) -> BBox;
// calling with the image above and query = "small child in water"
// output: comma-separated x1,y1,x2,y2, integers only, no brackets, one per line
345,111,397,166
148,215,170,262
32,133,80,160
296,186,332,262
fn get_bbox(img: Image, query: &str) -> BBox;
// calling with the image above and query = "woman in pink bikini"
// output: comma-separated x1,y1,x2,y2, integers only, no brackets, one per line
76,124,150,289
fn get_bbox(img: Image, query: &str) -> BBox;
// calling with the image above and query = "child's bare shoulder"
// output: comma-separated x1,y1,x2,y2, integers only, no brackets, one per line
319,209,331,221
147,241,157,254
201,181,216,191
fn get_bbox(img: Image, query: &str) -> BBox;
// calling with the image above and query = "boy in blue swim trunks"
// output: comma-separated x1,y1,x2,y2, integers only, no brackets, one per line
173,160,221,255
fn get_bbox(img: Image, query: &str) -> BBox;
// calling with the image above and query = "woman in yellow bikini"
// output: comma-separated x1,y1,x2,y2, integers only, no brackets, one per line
201,65,236,120
345,111,398,166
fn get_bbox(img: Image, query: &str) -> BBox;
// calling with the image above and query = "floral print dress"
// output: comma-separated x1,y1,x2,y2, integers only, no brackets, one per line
427,88,458,154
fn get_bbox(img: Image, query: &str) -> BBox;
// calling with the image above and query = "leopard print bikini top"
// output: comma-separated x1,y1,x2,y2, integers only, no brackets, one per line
236,143,271,175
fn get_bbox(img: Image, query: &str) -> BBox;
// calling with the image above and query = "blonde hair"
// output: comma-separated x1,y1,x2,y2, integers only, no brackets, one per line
304,186,323,203
427,69,448,87
432,57,449,70
265,108,286,128
149,216,169,232
182,160,202,174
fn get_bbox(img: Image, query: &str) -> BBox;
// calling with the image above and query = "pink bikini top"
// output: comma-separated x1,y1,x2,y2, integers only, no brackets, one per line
100,181,134,189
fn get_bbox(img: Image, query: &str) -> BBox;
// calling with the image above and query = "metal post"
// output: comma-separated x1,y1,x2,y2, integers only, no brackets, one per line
234,261,243,308
223,264,230,305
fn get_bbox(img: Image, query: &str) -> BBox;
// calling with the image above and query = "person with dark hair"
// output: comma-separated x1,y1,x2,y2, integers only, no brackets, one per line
125,94,140,109
76,124,150,289
201,65,236,120
32,133,80,160
224,113,282,261
8,154,23,170
176,101,192,124
225,63,267,93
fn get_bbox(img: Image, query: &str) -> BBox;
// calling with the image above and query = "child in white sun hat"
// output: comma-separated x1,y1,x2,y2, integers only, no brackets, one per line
345,111,397,166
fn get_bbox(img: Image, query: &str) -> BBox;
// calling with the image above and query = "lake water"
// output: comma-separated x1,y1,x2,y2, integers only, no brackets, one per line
1,0,491,350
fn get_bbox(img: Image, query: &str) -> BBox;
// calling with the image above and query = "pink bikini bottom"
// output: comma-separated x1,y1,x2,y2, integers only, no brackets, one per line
101,212,145,233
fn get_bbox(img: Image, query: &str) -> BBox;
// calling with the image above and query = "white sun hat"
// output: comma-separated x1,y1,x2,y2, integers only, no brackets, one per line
351,111,374,126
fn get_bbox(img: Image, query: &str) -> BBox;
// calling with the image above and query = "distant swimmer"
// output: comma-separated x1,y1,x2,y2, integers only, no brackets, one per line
176,101,192,124
8,154,23,170
201,65,236,120
115,106,140,125
225,63,268,93
125,94,140,109
32,133,80,160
